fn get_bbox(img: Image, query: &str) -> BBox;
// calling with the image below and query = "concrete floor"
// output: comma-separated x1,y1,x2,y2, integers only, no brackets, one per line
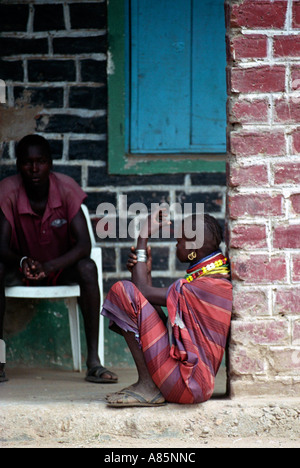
0,367,139,404
0,365,226,404
1,367,300,448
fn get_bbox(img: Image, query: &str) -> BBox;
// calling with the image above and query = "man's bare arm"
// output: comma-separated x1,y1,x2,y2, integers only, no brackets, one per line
0,209,21,269
41,208,92,276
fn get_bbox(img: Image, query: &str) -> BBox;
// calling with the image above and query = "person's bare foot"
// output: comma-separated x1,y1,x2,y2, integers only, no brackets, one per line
106,381,166,407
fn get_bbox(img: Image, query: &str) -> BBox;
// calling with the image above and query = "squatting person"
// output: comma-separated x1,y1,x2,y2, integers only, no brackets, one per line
102,207,232,407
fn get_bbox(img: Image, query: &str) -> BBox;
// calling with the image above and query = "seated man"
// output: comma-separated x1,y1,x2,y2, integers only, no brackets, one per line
102,208,232,407
0,134,118,384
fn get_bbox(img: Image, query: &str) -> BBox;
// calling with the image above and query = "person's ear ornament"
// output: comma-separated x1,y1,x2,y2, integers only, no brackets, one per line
188,251,197,261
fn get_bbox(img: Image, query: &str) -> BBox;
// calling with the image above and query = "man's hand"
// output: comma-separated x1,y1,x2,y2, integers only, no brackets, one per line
21,257,46,281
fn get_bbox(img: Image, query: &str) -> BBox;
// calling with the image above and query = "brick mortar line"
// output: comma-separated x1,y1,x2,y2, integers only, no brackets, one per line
229,92,300,99
231,30,300,36
0,31,107,39
38,108,107,117
229,61,300,69
1,54,107,61
0,0,106,4
228,155,300,165
86,185,227,192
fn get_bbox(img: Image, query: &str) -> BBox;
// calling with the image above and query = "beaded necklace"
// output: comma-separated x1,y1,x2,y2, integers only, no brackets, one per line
185,251,230,283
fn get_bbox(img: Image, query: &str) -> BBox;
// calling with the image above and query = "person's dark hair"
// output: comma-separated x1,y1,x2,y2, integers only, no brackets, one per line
188,213,223,250
203,213,223,249
16,135,52,163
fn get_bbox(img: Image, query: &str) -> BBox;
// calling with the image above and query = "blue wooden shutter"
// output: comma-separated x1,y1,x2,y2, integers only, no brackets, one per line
129,0,227,154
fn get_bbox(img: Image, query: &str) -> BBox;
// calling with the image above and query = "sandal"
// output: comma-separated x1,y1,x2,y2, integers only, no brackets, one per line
106,388,166,408
85,365,118,384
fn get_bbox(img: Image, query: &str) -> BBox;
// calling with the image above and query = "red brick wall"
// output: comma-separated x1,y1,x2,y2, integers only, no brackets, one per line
227,0,300,396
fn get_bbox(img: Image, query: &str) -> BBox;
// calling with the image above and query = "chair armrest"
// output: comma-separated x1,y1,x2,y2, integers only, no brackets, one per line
90,246,102,264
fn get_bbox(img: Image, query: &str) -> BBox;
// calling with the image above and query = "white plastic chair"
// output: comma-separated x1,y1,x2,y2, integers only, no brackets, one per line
5,205,104,372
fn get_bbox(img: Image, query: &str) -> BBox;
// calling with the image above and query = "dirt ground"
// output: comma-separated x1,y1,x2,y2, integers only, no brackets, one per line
1,368,300,449
2,435,300,449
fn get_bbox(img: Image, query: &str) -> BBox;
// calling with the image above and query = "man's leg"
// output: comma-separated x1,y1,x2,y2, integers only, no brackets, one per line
61,258,118,382
0,263,8,382
106,330,164,406
76,258,100,369
0,262,5,340
102,280,168,406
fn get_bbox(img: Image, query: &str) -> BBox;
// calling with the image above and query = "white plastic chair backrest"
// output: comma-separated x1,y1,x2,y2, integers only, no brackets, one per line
81,205,96,247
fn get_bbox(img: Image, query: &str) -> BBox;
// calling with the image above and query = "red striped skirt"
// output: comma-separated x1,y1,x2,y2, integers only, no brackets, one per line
101,278,232,404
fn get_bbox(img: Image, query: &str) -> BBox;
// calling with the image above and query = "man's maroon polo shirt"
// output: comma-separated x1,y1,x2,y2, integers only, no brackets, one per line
0,172,87,263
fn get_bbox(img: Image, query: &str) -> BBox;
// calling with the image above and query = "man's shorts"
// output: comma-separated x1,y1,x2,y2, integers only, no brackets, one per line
4,268,68,287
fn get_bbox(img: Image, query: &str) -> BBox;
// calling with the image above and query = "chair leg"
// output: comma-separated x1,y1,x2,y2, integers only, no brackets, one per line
67,298,82,372
98,314,104,365
98,261,105,366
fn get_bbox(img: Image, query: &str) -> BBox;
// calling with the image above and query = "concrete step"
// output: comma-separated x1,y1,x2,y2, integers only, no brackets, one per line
1,368,300,448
